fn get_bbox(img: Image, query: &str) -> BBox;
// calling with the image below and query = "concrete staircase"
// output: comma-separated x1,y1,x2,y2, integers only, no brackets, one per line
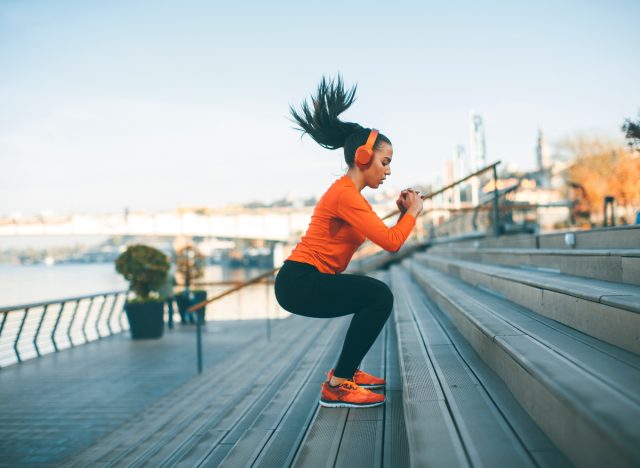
387,225,640,467
62,225,639,467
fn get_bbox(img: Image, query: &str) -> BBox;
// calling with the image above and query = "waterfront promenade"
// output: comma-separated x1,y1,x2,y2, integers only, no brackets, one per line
0,318,279,465
1,225,639,467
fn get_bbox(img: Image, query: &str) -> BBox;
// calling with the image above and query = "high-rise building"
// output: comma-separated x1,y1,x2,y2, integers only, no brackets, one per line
452,144,466,207
536,128,551,171
469,112,487,205
443,159,455,206
454,144,467,180
469,112,487,171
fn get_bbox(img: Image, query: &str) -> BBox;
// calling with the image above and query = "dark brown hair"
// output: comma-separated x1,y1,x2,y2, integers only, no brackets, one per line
289,75,391,167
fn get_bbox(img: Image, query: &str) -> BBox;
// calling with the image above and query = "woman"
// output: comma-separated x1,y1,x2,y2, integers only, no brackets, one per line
274,76,423,408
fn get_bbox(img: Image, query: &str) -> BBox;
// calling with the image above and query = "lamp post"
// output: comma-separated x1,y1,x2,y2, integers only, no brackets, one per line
185,246,203,373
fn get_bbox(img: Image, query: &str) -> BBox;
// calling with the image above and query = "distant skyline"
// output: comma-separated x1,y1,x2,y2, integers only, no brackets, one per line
1,0,639,216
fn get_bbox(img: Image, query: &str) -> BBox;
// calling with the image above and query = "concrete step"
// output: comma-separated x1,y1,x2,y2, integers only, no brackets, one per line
407,259,640,468
415,253,640,354
536,225,640,250
444,225,640,250
427,245,640,286
388,265,571,467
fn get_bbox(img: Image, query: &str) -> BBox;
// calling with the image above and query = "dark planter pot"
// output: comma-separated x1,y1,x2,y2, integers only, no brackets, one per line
125,300,165,339
176,290,207,324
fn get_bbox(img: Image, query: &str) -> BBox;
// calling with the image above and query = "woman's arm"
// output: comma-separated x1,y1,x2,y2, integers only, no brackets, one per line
337,189,417,253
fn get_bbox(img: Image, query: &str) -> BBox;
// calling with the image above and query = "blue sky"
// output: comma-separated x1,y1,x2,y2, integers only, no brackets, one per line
1,0,639,216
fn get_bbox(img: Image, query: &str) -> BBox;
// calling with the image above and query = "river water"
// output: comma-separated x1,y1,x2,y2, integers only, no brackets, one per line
0,263,272,309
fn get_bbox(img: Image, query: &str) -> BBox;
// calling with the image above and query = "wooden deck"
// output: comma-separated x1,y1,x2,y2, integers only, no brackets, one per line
0,309,410,467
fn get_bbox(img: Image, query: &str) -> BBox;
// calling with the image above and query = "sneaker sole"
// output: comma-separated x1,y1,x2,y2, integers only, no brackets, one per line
319,399,385,408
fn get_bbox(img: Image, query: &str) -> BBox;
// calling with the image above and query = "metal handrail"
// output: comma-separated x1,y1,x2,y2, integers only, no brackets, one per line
175,279,274,288
186,267,280,313
0,289,129,369
435,182,515,237
381,161,502,221
0,290,127,313
184,266,281,373
351,161,502,260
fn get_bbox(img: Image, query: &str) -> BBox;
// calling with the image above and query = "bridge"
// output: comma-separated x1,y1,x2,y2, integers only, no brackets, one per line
0,207,317,242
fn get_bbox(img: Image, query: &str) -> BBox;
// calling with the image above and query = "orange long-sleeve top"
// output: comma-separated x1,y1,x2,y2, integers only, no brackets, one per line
287,175,416,274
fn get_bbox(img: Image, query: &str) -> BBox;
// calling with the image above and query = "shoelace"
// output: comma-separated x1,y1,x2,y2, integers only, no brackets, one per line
339,380,367,393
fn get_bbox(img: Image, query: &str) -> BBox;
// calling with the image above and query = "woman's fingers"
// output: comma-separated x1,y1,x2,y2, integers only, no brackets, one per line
405,191,424,213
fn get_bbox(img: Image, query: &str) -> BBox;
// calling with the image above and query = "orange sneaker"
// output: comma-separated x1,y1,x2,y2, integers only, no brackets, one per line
327,368,386,389
320,380,385,408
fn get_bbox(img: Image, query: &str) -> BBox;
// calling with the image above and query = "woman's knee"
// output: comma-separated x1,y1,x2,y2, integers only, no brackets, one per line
371,281,394,316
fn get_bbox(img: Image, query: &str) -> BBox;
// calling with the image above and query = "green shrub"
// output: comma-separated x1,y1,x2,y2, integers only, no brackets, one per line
115,244,170,301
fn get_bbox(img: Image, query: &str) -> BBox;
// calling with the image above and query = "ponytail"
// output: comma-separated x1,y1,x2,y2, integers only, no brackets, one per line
289,75,392,167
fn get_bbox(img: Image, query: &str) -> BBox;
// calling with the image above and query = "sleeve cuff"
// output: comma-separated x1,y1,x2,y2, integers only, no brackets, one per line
401,212,416,225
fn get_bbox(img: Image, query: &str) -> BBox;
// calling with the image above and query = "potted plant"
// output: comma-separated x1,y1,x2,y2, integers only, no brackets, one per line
174,243,208,324
115,244,170,339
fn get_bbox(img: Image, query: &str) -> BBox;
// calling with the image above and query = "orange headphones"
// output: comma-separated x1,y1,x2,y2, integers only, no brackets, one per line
354,129,379,169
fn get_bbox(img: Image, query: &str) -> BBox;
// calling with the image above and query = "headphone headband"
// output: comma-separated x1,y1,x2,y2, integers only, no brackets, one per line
365,128,379,148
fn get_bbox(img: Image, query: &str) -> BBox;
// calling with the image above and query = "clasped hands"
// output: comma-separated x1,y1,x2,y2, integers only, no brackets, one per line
396,189,424,217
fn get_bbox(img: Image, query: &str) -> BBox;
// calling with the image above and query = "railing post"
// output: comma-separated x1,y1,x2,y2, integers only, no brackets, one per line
51,302,66,352
33,304,49,357
105,294,119,335
492,164,500,237
14,308,29,364
67,300,81,347
0,312,7,337
81,298,95,344
265,274,271,343
94,295,108,339
119,293,127,332
196,302,203,374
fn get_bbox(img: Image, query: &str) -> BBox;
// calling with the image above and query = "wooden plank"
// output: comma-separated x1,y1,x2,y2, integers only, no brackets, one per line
70,315,318,466
216,317,350,467
123,317,325,467
166,317,347,467
382,318,410,468
62,317,309,467
390,266,470,468
291,408,348,468
418,288,571,461
334,325,386,467
393,267,536,467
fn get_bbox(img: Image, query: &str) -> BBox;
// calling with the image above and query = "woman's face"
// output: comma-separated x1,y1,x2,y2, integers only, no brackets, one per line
364,142,393,189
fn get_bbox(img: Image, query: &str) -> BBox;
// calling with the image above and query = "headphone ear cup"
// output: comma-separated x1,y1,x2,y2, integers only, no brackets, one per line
355,146,372,168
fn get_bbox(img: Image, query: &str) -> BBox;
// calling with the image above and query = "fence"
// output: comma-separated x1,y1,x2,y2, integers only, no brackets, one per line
0,290,128,368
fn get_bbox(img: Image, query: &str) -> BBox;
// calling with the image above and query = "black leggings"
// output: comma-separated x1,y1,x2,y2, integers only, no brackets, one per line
274,260,393,378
